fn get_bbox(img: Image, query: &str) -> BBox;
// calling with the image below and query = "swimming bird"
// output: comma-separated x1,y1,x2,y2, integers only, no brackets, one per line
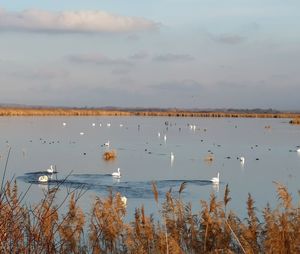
171,152,175,161
92,123,96,126
121,196,127,207
80,132,84,135
211,172,220,184
38,175,49,183
107,123,111,127
104,140,110,147
240,157,245,164
297,148,300,153
164,134,167,141
47,165,55,174
158,132,161,138
112,168,121,178
62,122,66,126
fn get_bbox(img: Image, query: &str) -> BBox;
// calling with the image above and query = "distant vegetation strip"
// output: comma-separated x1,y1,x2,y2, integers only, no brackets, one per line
1,107,300,119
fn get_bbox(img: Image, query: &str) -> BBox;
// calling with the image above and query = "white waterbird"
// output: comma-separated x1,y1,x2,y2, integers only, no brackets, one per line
38,175,49,183
240,157,245,164
121,196,127,207
47,165,55,174
211,172,220,184
112,168,121,178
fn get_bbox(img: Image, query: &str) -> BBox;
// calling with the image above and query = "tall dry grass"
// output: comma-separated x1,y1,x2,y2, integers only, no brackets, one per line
0,179,299,253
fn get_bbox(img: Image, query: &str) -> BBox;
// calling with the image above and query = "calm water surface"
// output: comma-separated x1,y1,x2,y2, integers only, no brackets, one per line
0,116,299,218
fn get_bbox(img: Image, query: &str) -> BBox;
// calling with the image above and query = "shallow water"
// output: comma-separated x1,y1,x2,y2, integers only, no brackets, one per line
1,116,299,218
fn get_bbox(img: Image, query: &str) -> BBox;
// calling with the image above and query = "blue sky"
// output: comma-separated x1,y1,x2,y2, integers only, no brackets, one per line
0,0,299,109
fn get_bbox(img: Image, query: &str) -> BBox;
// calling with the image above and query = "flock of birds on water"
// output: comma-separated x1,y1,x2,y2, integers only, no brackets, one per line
17,120,300,206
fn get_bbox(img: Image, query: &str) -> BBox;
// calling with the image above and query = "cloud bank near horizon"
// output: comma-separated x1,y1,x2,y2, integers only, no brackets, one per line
0,8,159,33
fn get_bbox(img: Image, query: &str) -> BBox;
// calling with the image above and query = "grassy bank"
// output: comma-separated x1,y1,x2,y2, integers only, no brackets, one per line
0,180,299,253
1,107,300,119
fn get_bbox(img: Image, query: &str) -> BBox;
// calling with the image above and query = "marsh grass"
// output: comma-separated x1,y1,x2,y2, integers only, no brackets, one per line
0,179,299,253
103,150,117,161
289,118,300,124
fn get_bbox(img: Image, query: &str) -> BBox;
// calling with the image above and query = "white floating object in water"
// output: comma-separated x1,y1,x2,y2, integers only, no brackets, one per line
47,165,55,173
99,123,102,127
211,172,220,184
120,124,123,127
112,168,121,178
38,175,48,183
297,148,300,153
107,123,111,127
80,132,84,135
62,122,66,126
193,125,196,130
158,132,161,137
164,134,167,141
104,140,110,147
121,196,127,207
92,123,96,127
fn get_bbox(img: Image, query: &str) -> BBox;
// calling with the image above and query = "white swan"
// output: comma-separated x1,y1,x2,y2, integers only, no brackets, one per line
104,140,110,147
47,165,55,174
297,148,300,153
240,157,245,164
92,123,96,126
171,152,175,161
38,175,49,183
164,134,167,141
121,196,127,207
112,168,121,178
158,132,161,138
80,132,84,135
211,172,220,184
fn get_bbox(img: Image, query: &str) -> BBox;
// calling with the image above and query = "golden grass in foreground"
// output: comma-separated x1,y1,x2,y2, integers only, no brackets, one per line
0,181,299,253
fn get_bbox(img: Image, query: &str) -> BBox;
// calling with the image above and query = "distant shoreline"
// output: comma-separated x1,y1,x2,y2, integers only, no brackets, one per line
1,107,300,119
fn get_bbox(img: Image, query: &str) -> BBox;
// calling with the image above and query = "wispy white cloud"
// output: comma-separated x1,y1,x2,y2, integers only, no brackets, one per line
68,54,132,66
153,53,194,62
0,8,159,33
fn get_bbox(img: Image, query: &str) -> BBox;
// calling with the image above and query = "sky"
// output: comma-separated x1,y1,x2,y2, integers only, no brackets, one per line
0,0,299,110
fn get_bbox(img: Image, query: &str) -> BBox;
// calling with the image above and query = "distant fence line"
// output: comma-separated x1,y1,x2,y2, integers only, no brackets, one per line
0,107,300,119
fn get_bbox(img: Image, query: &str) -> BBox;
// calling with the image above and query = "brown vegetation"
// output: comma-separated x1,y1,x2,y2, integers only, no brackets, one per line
1,106,300,119
103,150,117,161
289,118,300,124
1,179,299,253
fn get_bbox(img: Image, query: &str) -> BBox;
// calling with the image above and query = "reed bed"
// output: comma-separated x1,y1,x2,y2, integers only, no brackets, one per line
103,150,117,161
289,118,300,124
1,107,300,119
0,180,299,253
